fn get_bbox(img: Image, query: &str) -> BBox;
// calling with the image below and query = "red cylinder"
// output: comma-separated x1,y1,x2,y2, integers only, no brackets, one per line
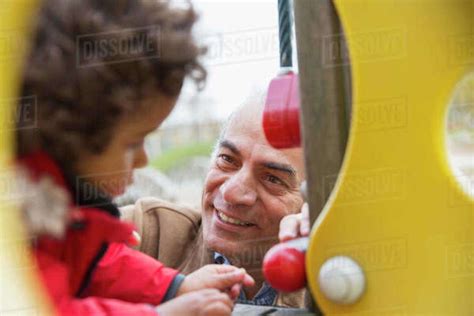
263,72,301,149
262,237,307,292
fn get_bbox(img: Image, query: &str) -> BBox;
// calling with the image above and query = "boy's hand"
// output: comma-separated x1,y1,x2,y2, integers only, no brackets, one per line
177,265,255,300
279,203,310,242
156,289,233,316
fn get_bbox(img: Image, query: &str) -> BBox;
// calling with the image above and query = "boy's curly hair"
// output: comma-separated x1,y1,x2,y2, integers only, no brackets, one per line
17,0,206,170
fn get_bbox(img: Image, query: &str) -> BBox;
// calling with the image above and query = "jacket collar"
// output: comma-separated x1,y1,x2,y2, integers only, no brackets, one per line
19,151,67,189
68,176,121,218
19,151,120,218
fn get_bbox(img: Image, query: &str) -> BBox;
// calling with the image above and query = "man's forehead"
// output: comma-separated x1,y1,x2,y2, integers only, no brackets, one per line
226,106,264,135
220,136,287,159
221,101,305,177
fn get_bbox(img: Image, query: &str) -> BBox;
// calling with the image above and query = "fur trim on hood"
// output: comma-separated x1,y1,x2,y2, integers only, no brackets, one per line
17,166,70,238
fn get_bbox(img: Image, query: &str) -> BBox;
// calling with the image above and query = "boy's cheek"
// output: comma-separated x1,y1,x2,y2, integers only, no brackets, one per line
124,148,135,168
92,173,131,197
113,173,133,196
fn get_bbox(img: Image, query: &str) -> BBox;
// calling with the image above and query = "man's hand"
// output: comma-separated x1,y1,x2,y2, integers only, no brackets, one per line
177,265,255,300
156,289,233,316
279,203,310,242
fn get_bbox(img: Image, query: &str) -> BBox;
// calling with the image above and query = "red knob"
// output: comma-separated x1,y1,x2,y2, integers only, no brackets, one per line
263,72,301,149
262,237,307,292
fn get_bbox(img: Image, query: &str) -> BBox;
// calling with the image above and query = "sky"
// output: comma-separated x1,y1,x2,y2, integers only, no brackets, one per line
162,0,283,127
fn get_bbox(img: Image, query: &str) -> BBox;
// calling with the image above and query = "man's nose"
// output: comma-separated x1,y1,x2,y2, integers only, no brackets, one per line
220,168,257,206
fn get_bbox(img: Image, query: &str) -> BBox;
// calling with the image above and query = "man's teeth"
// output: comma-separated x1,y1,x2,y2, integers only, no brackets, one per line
218,211,252,227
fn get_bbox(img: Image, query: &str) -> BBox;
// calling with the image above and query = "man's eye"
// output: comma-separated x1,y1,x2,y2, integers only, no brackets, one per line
216,154,239,171
264,174,285,186
218,154,234,164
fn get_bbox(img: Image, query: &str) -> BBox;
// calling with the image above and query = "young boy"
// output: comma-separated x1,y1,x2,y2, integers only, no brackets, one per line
16,0,253,315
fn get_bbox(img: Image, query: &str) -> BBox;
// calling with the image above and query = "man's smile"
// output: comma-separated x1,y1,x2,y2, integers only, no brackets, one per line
214,208,256,228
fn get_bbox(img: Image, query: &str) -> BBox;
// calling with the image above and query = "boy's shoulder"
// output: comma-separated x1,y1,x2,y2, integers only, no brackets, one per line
120,197,202,267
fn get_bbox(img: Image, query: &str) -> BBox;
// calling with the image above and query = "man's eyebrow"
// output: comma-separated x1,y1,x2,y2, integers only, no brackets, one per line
263,162,297,178
219,140,241,156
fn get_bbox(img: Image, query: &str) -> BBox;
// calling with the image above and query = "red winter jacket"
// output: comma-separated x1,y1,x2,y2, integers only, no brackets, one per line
20,152,183,316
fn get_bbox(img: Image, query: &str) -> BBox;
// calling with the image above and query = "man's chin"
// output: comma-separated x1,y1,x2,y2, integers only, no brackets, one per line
204,232,277,269
203,233,238,257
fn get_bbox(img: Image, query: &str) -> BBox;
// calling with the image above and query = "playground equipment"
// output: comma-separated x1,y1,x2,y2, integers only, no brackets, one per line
263,0,473,314
0,0,53,314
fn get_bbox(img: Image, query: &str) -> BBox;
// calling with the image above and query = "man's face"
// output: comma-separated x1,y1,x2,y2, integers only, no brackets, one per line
202,106,305,266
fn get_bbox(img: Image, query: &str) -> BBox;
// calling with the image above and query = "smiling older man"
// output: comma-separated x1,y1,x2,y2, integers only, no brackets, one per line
121,91,307,307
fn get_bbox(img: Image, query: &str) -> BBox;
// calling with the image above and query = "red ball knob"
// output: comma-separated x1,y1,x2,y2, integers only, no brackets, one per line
263,71,301,149
262,238,307,292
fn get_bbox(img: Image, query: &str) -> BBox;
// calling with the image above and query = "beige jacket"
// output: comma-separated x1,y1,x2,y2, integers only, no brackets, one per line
120,197,307,308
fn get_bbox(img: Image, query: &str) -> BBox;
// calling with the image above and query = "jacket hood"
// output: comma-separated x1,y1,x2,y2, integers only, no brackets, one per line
17,151,121,238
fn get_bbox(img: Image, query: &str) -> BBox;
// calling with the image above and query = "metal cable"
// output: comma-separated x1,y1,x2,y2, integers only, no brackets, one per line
278,0,293,68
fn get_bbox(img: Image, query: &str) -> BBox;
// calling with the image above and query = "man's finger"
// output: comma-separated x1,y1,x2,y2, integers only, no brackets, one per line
300,203,310,236
279,214,301,242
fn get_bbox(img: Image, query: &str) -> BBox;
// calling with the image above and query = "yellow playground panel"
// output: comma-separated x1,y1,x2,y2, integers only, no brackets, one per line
307,1,473,315
0,0,52,314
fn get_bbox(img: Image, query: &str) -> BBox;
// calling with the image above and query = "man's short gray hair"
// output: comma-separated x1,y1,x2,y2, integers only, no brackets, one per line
211,86,268,160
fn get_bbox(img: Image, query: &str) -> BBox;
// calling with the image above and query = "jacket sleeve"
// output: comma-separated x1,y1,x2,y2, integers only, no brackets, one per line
84,242,184,305
60,297,160,316
35,246,162,316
